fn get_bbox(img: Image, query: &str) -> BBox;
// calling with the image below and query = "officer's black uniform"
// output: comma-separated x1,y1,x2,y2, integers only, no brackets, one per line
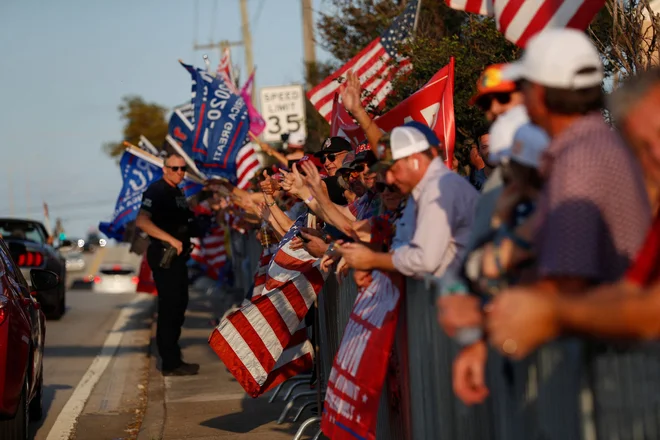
140,179,195,372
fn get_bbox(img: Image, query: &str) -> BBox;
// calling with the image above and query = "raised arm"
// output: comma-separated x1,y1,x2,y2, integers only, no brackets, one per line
340,70,383,150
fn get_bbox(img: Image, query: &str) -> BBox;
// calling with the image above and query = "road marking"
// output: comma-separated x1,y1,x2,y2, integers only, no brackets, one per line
45,294,154,440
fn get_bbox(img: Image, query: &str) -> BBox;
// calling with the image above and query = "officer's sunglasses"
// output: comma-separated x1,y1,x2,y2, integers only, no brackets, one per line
166,165,187,172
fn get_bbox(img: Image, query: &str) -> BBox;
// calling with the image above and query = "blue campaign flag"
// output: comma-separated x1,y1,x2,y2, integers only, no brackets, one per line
180,179,204,198
181,62,251,183
167,107,195,158
99,151,163,241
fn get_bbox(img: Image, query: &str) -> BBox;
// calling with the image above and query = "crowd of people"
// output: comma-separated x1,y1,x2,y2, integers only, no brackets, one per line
147,27,660,432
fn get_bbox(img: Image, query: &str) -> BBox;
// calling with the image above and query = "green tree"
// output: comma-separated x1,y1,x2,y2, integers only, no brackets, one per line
104,96,169,158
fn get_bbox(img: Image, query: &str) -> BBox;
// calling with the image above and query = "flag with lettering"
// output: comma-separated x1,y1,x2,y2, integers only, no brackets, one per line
308,0,419,121
209,214,327,397
332,59,456,167
167,107,195,158
322,271,402,440
98,151,163,240
181,61,251,183
445,0,605,47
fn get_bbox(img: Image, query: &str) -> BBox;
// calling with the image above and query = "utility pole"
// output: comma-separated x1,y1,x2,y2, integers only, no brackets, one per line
301,0,317,88
239,0,255,105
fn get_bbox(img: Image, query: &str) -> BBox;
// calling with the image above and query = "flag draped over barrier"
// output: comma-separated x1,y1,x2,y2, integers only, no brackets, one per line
308,0,420,121
209,214,326,397
322,271,402,440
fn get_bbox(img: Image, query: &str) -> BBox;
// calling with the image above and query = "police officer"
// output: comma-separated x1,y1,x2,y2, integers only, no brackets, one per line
136,154,199,376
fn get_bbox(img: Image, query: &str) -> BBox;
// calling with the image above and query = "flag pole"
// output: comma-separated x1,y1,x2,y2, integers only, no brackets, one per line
413,0,423,35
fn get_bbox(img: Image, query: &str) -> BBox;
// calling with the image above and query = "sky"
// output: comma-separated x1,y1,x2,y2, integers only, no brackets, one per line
0,0,333,238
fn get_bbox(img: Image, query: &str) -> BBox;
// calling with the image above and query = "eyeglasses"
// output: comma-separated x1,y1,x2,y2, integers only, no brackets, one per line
375,182,398,193
353,163,366,172
166,165,187,172
476,92,513,112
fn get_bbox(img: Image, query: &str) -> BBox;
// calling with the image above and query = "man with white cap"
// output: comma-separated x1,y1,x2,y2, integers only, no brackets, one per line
481,28,651,439
336,125,478,278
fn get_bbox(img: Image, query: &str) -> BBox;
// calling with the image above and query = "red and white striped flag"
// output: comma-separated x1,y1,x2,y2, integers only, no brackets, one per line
307,0,420,122
445,0,605,47
235,144,261,189
209,216,327,397
217,47,237,92
191,225,227,280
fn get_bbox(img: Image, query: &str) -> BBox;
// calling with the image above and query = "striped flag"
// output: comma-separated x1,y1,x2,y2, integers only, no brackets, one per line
235,143,261,189
217,47,237,92
445,0,605,47
307,0,419,122
209,214,327,397
191,225,227,280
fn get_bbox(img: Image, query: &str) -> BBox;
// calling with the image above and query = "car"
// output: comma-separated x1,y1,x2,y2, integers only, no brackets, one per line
56,238,84,254
0,218,67,320
64,251,86,272
92,264,138,294
0,238,52,439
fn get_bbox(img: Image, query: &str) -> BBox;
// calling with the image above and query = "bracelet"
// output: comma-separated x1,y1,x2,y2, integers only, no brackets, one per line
266,200,276,207
304,195,314,205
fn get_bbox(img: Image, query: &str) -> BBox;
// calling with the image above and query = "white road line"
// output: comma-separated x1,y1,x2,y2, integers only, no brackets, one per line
45,294,154,440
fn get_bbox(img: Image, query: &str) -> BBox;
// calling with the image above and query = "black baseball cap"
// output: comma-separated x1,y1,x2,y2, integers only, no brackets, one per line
353,140,377,166
313,136,353,157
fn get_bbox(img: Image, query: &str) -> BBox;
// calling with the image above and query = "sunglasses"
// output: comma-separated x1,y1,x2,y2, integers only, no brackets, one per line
375,182,398,193
166,165,187,172
320,153,337,165
476,92,512,112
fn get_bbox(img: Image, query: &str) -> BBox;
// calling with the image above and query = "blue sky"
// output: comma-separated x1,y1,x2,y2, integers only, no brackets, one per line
0,0,333,237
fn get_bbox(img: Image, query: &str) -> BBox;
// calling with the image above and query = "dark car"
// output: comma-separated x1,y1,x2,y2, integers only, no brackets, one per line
0,219,66,319
0,237,52,439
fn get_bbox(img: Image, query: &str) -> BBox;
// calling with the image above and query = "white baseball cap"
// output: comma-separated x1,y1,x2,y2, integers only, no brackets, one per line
510,123,550,169
390,126,430,160
488,105,529,163
287,131,306,148
503,28,603,90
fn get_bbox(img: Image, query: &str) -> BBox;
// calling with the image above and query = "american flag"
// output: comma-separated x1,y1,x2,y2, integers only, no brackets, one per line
191,225,227,280
217,47,237,93
446,0,605,47
307,0,419,122
209,213,327,397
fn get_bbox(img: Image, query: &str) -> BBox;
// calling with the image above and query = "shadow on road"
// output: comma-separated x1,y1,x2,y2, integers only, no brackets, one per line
28,383,73,437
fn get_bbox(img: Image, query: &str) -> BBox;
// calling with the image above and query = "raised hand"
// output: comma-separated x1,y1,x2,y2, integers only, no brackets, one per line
339,70,363,115
299,161,323,195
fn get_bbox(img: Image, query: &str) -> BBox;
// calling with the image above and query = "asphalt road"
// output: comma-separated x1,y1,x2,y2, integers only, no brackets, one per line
30,245,149,440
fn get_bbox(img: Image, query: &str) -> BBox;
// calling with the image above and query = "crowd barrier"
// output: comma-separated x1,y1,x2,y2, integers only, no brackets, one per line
226,233,660,440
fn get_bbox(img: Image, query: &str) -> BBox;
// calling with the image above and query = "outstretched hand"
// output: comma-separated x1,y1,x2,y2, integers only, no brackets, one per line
339,70,363,115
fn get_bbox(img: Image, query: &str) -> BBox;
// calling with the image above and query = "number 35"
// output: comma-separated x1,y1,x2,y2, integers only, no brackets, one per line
268,115,301,134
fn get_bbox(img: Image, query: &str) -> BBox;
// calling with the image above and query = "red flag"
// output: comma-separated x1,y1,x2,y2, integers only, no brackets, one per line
445,0,605,47
331,59,456,167
216,47,237,92
321,271,402,440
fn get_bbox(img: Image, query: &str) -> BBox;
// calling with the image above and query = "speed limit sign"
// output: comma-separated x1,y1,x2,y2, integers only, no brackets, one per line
259,84,306,143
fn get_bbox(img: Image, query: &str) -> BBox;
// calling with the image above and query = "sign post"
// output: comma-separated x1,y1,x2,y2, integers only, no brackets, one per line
259,84,306,143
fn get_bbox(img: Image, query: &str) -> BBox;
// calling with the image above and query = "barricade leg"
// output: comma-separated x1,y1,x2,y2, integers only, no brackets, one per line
278,391,319,424
293,399,318,422
268,374,312,403
282,379,313,401
292,416,321,440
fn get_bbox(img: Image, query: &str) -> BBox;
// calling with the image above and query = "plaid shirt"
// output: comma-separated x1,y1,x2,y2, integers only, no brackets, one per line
535,113,651,283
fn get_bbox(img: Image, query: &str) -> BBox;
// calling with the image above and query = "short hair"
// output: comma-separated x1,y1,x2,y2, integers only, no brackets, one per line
608,67,660,127
165,153,185,165
542,68,604,115
477,134,489,146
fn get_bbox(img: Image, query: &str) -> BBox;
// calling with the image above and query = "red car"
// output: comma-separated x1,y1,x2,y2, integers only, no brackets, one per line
0,238,54,439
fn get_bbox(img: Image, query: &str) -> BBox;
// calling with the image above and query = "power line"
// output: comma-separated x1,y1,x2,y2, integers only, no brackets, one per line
210,0,219,43
252,0,266,28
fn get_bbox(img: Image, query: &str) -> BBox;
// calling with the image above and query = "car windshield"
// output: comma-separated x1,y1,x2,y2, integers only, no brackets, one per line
0,221,45,244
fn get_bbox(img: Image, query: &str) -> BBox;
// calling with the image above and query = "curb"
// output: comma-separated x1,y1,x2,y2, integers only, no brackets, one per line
137,305,166,440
